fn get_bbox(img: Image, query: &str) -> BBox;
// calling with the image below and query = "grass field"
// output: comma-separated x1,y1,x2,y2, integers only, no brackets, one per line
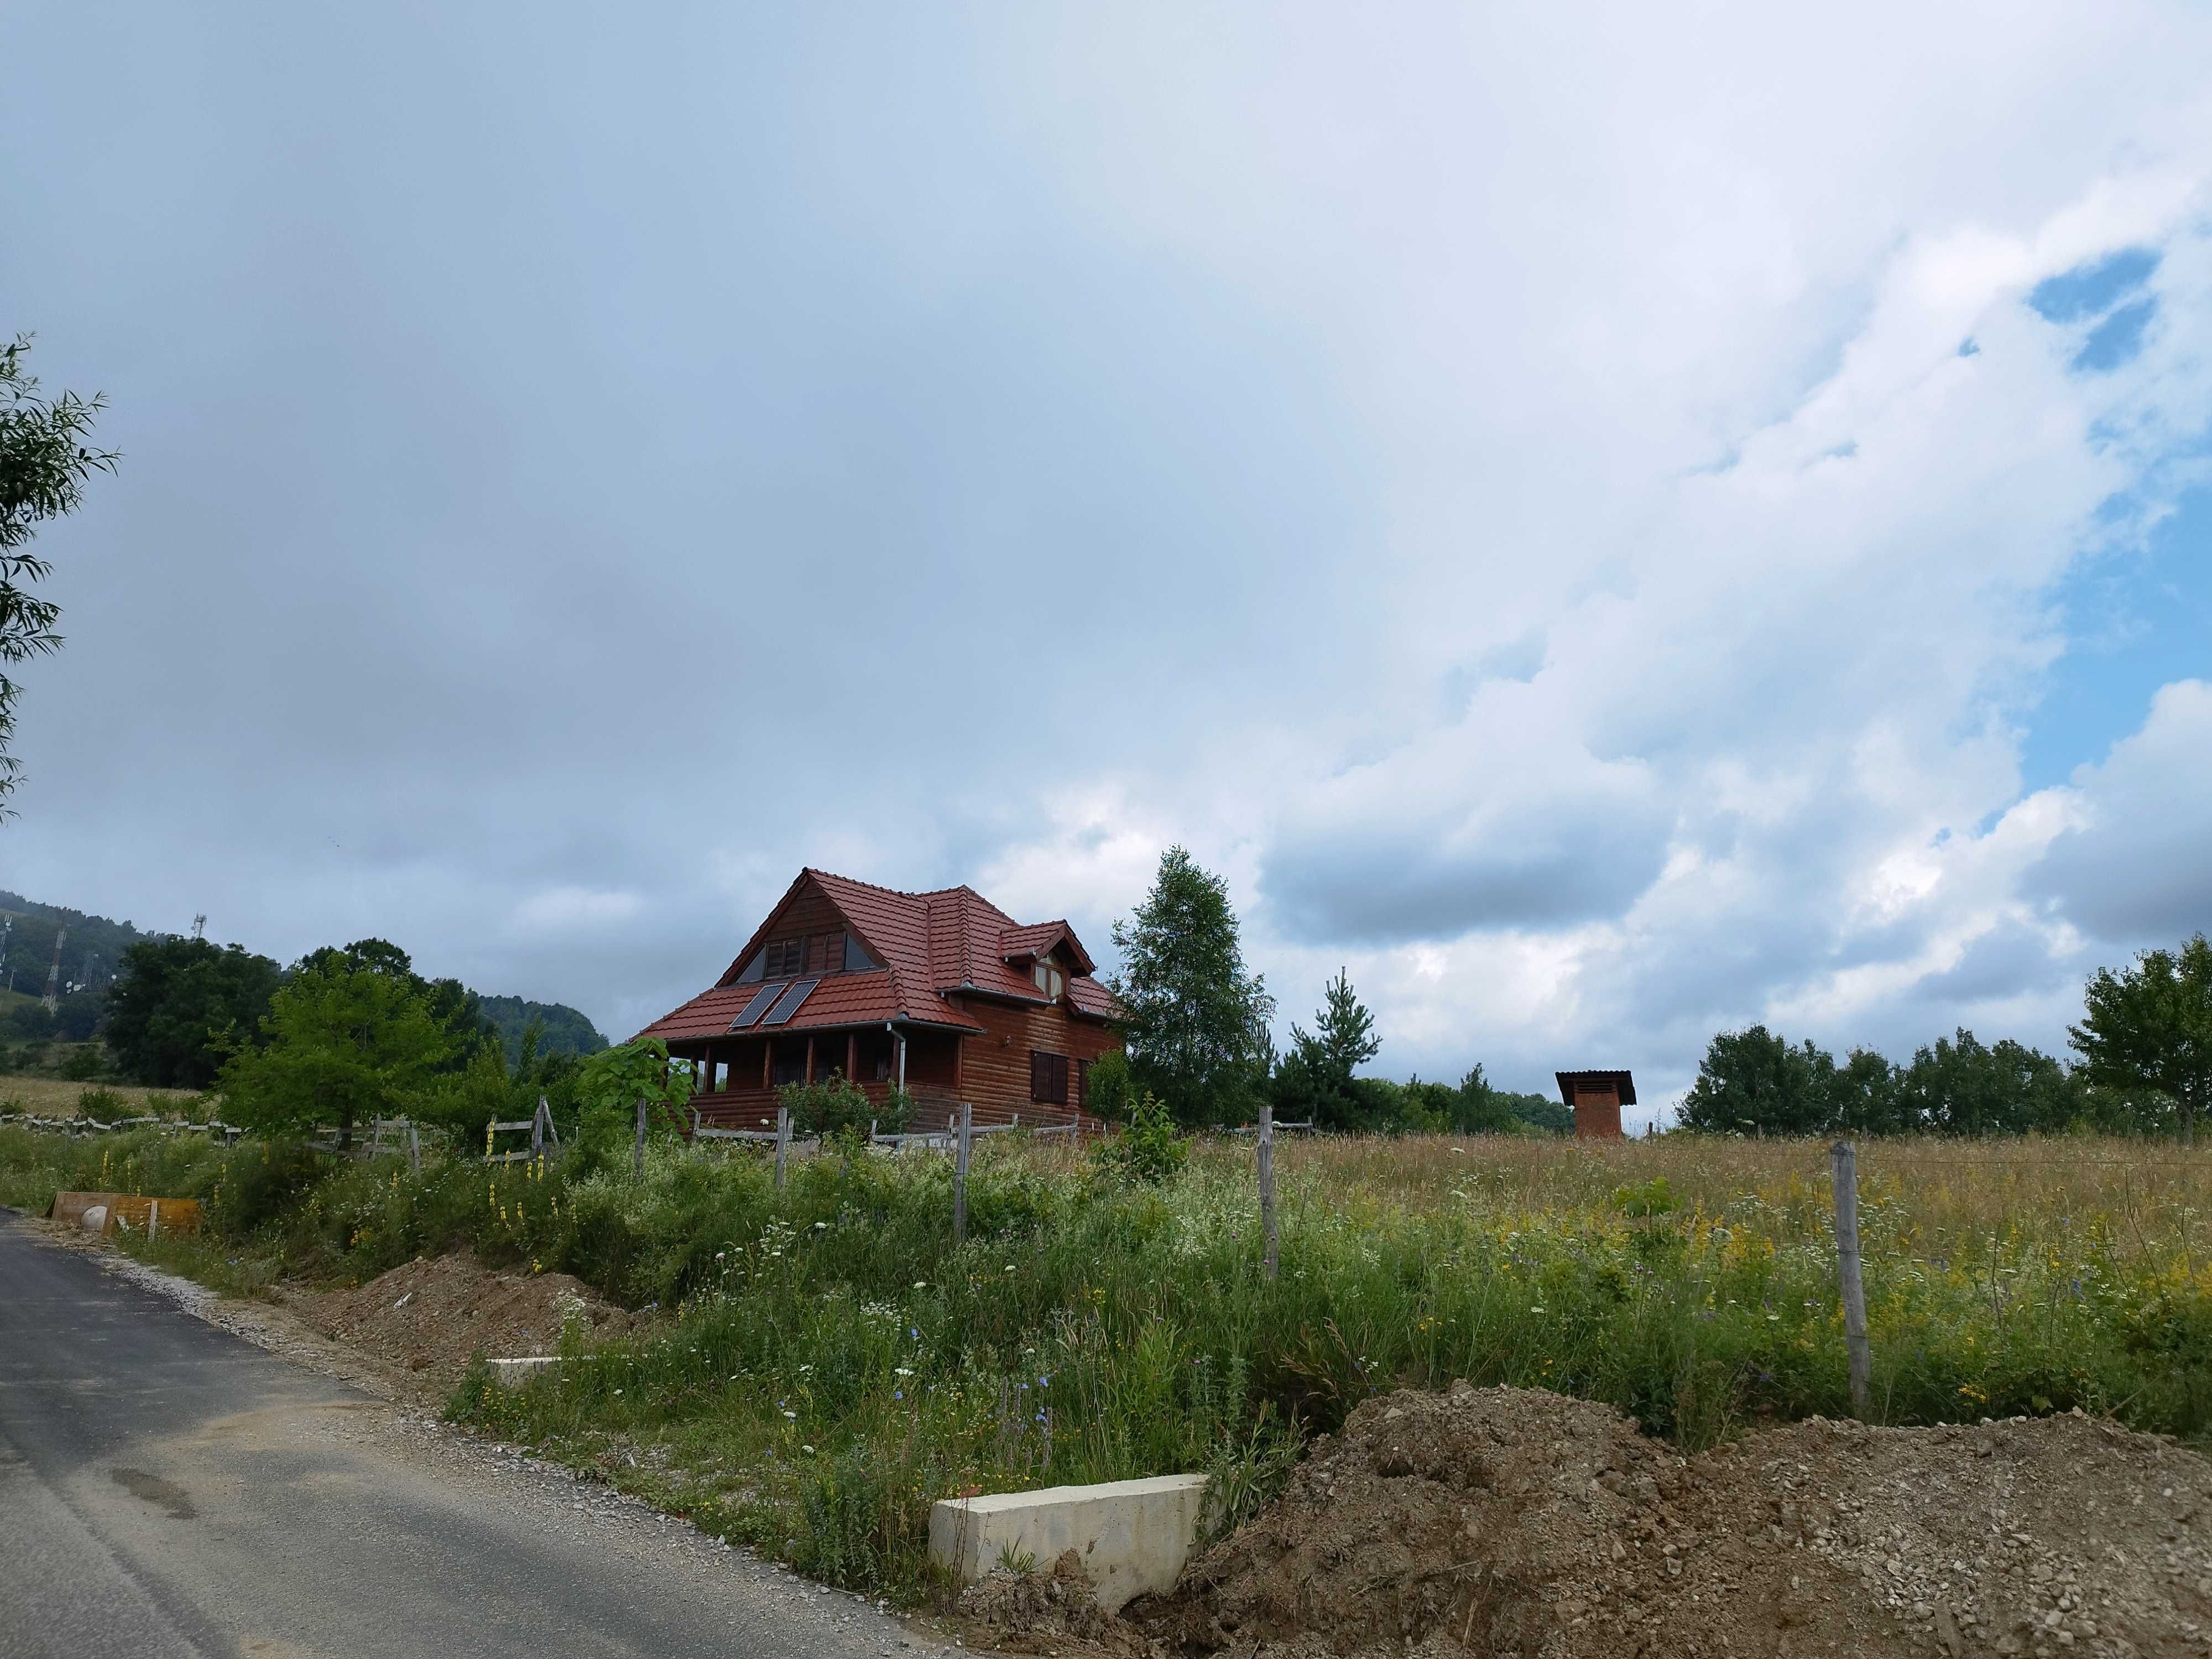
4,1123,2208,1599
0,1074,211,1119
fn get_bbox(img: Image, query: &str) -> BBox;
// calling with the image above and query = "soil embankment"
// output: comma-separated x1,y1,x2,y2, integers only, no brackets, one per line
303,1254,641,1386
969,1383,2212,1658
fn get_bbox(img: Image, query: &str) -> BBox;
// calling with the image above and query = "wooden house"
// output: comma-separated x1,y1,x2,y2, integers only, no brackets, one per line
636,868,1124,1131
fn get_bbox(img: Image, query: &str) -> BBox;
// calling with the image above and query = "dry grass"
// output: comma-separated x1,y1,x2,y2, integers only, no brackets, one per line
0,1076,212,1119
1165,1130,2212,1272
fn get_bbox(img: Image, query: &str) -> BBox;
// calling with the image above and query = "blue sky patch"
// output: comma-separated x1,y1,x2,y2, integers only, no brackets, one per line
2073,298,2157,373
2021,483,2212,791
2028,247,2159,324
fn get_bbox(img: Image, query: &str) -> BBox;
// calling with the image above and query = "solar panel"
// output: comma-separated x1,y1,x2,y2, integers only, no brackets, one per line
761,977,818,1027
728,984,781,1031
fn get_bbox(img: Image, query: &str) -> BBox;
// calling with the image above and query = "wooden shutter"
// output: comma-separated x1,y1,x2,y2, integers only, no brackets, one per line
1030,1051,1070,1105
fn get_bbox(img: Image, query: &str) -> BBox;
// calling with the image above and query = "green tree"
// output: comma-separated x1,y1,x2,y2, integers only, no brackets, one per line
1676,1025,1840,1135
1273,967,1384,1131
1,336,117,806
1446,1063,1529,1135
104,937,282,1088
2071,936,2212,1145
300,938,489,1065
1832,1047,1906,1135
219,954,461,1148
570,1037,696,1159
1892,1030,2084,1136
427,1019,585,1152
1109,847,1276,1126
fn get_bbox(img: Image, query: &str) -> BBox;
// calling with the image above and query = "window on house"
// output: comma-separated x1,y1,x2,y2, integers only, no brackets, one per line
764,937,806,978
1031,961,1065,1000
843,932,877,972
1030,1051,1070,1106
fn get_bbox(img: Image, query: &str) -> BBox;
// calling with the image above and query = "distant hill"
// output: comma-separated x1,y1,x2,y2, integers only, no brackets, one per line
0,890,167,998
2,889,608,1062
476,995,608,1061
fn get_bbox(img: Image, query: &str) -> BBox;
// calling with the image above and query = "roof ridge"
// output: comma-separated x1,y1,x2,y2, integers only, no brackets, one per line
808,866,980,905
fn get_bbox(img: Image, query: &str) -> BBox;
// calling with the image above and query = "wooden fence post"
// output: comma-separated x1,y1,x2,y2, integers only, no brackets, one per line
408,1121,421,1175
774,1105,791,1190
634,1098,647,1180
953,1102,972,1244
1830,1141,1872,1420
1258,1103,1279,1281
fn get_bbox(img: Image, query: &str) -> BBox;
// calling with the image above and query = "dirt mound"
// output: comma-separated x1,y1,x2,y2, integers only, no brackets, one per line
973,1384,2212,1658
961,1551,1156,1657
304,1255,639,1383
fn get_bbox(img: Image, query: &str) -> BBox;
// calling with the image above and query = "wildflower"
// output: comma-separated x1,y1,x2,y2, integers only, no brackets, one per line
782,1410,797,1420
895,1367,914,1377
1530,1306,1546,1313
913,1281,927,1290
801,1444,816,1455
894,1390,903,1401
813,1221,828,1230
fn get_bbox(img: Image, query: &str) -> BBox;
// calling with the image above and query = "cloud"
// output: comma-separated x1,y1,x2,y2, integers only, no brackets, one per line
511,886,645,936
2027,680,2212,944
2,3,2209,1101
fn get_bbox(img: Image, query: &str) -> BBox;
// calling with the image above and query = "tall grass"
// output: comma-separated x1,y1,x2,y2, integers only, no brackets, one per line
7,1124,2211,1600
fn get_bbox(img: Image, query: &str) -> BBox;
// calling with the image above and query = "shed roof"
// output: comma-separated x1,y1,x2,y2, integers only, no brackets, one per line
1556,1069,1637,1107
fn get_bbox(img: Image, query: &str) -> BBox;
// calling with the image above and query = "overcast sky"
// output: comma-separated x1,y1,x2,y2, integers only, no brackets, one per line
6,4,2210,1124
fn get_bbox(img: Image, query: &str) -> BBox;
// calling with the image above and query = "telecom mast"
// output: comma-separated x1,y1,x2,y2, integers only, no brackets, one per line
192,914,207,941
43,926,66,1012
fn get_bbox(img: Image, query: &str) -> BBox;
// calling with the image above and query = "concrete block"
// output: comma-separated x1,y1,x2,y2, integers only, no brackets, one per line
487,1357,561,1389
928,1473,1208,1613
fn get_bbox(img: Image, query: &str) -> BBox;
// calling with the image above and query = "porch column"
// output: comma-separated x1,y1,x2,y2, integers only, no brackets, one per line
702,1042,716,1093
761,1040,771,1089
805,1035,817,1084
846,1032,858,1083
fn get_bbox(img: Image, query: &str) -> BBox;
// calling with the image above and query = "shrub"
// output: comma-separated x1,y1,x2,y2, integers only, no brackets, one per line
1091,1092,1187,1185
77,1086,131,1123
1084,1049,1134,1121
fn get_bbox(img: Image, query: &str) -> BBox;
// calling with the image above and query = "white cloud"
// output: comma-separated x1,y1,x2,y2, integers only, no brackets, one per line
4,2,2210,1095
2027,680,2212,943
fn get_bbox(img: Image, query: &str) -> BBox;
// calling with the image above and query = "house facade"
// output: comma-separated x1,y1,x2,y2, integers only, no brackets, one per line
636,868,1124,1130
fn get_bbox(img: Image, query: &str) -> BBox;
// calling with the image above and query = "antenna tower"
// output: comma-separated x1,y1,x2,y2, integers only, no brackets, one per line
192,914,207,941
43,926,67,1012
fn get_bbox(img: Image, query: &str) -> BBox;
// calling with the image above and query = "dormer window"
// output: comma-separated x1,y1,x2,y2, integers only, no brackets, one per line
1032,961,1065,1000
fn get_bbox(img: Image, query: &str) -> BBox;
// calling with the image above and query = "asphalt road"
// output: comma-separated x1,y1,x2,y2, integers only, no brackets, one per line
0,1214,914,1659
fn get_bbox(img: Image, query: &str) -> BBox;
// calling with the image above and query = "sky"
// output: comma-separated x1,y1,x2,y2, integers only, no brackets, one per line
4,4,2209,1126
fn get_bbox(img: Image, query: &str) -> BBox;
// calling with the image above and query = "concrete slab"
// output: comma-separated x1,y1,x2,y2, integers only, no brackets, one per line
928,1473,1207,1613
486,1357,560,1389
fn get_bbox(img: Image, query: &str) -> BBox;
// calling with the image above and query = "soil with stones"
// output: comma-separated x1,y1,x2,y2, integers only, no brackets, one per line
302,1254,642,1385
963,1383,2212,1659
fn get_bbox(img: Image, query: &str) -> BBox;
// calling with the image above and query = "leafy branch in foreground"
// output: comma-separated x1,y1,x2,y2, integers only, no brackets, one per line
0,335,118,806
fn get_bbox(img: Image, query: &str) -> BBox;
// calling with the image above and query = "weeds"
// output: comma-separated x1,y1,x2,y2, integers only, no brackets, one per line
6,1124,2212,1603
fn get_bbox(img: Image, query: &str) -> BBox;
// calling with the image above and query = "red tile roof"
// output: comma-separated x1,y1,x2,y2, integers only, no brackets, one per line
996,920,1095,975
634,868,1125,1045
